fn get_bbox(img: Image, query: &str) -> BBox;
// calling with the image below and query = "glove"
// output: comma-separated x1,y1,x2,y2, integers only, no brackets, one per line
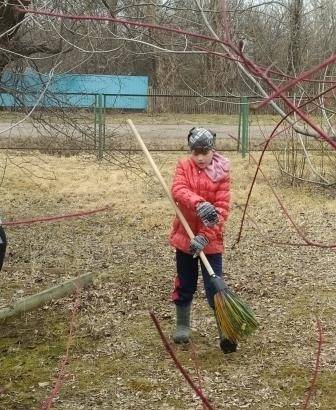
189,234,209,258
196,201,219,227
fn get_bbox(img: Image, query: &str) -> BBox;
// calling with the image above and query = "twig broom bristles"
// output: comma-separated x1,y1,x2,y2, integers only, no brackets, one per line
127,119,259,343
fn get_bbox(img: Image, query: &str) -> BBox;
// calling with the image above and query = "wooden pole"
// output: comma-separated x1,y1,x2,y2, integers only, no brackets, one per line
0,272,93,321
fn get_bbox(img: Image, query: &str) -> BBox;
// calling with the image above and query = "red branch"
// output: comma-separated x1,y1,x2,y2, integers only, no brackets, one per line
301,320,323,410
190,341,207,410
16,6,336,151
149,311,215,410
40,287,82,410
257,53,336,108
247,152,336,248
18,6,336,87
233,202,320,248
194,46,336,85
238,52,336,150
13,7,331,409
233,82,336,246
231,128,336,249
14,6,231,48
3,206,110,227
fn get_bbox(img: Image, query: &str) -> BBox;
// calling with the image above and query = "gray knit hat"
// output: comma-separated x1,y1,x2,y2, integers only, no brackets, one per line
187,127,216,150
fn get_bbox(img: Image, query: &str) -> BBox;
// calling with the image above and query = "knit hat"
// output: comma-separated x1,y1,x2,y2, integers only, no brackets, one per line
187,127,216,150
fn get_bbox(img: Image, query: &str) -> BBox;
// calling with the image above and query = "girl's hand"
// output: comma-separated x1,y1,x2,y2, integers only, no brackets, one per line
189,234,209,258
196,201,219,227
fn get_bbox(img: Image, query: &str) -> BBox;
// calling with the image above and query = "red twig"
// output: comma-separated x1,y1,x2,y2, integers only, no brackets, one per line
3,206,110,227
229,128,336,249
17,5,336,151
233,202,331,248
149,311,215,410
247,152,336,249
233,116,287,245
40,287,82,410
257,54,336,108
15,6,232,48
233,82,336,245
237,52,336,150
17,5,336,149
194,46,336,85
190,341,207,410
301,320,323,410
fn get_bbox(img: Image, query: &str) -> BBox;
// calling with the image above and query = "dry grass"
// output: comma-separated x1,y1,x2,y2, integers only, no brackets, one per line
0,110,280,125
0,150,335,409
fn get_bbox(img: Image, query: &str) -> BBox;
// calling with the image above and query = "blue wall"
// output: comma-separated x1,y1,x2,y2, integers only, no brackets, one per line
0,71,149,109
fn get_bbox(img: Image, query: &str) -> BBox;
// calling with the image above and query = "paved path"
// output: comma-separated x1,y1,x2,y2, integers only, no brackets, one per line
111,123,275,139
0,120,278,151
0,120,276,138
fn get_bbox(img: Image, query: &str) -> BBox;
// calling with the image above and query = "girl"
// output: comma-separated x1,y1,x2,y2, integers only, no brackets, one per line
169,127,236,353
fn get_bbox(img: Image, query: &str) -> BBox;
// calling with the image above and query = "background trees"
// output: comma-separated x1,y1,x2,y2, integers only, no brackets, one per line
1,1,335,92
1,0,335,185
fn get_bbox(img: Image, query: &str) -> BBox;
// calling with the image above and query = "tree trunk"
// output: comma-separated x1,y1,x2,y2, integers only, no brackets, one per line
287,0,303,75
146,2,163,89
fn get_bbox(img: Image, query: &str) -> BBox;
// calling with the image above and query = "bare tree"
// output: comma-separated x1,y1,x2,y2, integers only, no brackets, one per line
0,1,63,76
0,0,335,185
287,0,303,75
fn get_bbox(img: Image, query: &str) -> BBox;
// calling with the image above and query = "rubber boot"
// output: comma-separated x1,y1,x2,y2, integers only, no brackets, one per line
215,314,237,354
172,304,191,344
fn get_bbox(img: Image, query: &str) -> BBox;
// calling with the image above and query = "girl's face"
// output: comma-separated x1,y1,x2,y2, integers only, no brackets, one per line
190,148,214,168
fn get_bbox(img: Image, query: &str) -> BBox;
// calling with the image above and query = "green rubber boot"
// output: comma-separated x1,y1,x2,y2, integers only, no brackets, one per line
215,314,237,354
173,304,191,344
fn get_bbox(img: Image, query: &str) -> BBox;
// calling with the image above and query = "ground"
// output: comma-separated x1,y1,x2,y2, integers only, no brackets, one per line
0,115,335,409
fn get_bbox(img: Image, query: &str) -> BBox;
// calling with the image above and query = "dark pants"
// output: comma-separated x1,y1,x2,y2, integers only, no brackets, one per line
0,225,7,271
172,249,222,309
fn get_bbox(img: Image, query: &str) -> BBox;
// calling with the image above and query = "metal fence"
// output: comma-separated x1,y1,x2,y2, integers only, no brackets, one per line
148,88,244,114
147,88,324,115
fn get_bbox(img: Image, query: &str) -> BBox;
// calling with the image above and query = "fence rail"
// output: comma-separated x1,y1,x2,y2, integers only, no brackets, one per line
148,88,242,114
1,87,327,115
147,88,321,115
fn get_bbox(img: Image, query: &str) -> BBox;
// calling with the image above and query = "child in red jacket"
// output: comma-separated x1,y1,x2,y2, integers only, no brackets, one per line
169,127,236,353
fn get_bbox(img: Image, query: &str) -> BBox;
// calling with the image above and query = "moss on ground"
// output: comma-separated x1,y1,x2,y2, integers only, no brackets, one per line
253,362,336,409
285,289,336,321
0,313,70,408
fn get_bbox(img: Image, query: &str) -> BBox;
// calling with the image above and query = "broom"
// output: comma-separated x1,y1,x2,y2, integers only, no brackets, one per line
127,119,259,343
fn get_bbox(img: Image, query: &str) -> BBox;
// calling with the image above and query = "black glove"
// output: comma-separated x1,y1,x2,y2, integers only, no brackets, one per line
196,201,219,227
189,234,209,258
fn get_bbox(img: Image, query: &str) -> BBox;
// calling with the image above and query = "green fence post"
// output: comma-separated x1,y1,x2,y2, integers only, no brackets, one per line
242,96,249,158
239,96,249,158
94,94,97,149
238,100,242,153
97,93,103,161
103,94,106,153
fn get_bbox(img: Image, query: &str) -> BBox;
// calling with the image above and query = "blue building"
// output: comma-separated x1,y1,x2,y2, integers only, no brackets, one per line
0,70,149,110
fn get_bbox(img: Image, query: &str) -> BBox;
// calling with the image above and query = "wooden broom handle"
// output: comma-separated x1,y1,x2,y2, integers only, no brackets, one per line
127,119,216,278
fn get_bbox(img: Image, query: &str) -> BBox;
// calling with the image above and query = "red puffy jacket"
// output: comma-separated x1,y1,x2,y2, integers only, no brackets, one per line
169,155,231,254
